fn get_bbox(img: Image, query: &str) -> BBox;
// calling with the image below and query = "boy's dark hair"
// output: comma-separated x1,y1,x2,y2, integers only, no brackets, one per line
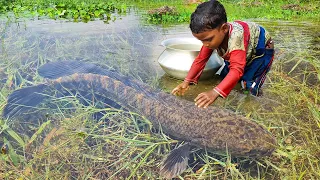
190,0,227,34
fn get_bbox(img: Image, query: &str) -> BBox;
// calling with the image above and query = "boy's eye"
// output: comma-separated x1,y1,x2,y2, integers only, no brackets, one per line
202,37,213,42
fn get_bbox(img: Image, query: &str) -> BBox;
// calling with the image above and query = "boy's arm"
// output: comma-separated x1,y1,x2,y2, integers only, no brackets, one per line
214,50,246,98
184,46,213,84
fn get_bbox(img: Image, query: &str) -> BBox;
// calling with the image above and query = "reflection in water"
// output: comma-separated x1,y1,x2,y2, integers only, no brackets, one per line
0,11,320,179
168,44,202,51
0,15,319,113
0,16,319,103
257,20,320,86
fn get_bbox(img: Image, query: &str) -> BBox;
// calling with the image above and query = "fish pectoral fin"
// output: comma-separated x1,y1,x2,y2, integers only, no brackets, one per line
160,143,191,179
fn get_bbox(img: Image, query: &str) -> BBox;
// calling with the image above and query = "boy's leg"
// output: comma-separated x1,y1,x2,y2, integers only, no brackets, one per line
241,48,274,96
216,40,274,96
216,60,230,78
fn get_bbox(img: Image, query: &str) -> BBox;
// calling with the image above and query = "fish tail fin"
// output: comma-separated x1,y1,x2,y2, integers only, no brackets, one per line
160,143,191,179
38,60,105,79
37,61,152,95
2,84,50,119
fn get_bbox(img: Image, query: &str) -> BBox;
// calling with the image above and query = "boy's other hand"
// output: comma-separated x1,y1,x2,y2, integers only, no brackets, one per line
171,82,190,96
194,90,220,108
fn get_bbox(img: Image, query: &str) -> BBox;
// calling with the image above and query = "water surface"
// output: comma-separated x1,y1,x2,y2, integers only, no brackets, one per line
0,12,319,115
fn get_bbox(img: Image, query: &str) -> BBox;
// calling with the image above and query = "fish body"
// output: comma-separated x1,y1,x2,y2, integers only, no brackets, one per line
50,73,276,156
2,61,277,178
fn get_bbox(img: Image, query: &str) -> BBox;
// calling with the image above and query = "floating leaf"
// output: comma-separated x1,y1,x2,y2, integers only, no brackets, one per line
94,10,100,17
59,10,66,16
57,3,65,8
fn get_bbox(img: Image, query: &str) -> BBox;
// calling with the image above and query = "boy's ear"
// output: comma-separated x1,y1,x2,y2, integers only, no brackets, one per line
221,23,229,33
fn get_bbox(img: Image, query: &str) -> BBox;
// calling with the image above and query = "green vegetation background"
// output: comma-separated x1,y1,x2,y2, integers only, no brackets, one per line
0,0,319,23
0,0,319,179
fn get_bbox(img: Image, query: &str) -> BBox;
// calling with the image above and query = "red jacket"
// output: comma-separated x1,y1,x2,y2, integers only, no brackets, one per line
185,21,250,98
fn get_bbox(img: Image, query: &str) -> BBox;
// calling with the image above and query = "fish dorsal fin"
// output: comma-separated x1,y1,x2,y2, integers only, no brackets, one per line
160,143,191,179
38,60,100,79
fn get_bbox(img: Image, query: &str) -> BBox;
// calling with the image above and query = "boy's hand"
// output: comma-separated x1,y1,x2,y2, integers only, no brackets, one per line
171,81,190,96
194,90,220,108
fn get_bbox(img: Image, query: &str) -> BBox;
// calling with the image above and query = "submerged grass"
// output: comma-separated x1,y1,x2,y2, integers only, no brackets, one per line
0,3,320,180
0,103,176,179
1,72,319,179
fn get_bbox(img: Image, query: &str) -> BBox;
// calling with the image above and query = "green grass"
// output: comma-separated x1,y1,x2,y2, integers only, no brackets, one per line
0,0,128,22
0,0,319,23
137,0,320,23
0,0,320,179
222,0,320,21
1,63,320,179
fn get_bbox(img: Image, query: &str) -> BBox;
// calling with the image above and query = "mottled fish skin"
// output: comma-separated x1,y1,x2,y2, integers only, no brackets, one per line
43,73,277,157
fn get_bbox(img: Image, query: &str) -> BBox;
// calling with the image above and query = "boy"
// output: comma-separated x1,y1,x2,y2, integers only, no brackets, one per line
171,0,274,108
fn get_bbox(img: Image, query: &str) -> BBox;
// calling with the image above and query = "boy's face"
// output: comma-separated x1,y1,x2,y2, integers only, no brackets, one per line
192,23,229,50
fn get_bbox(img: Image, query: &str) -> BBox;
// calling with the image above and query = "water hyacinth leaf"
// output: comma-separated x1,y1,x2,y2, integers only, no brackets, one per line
47,12,54,18
59,10,66,16
89,4,96,11
73,12,79,19
37,9,45,15
80,10,86,16
94,10,101,17
57,3,65,8
98,3,104,8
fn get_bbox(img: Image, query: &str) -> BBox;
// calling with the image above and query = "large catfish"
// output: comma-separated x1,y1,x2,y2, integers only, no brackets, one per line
2,61,277,179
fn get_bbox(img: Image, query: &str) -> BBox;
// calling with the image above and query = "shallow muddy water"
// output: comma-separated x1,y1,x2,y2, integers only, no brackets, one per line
0,12,319,115
0,9,320,180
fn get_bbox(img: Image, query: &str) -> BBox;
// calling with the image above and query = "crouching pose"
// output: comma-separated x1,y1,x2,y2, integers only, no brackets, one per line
172,0,275,108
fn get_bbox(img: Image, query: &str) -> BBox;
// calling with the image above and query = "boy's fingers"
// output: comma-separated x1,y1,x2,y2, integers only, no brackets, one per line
197,99,208,108
171,88,180,95
172,85,189,96
203,99,214,108
195,96,207,107
180,91,185,96
194,93,204,102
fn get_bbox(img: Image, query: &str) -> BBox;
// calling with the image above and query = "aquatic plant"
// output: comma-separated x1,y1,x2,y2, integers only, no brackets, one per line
0,0,128,22
144,0,320,23
0,8,320,180
1,0,320,23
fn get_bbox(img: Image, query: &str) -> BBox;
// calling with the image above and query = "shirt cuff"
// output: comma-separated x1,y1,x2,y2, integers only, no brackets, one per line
214,87,227,98
184,79,197,85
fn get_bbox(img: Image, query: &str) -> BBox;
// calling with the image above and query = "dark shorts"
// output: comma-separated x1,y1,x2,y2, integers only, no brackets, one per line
219,26,275,96
219,49,274,96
